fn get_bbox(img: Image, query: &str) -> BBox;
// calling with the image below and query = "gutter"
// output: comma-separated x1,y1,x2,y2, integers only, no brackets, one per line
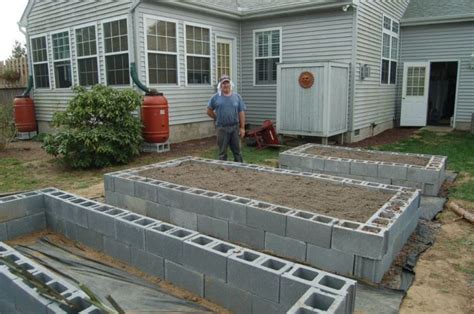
402,13,474,26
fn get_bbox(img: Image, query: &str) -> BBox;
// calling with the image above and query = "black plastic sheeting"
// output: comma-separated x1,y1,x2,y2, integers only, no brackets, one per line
14,238,211,313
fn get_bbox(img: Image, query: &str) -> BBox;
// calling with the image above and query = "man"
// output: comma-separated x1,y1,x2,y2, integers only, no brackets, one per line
207,74,246,162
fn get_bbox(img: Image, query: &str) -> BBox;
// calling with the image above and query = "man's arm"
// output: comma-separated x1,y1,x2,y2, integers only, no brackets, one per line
239,111,245,138
207,107,216,121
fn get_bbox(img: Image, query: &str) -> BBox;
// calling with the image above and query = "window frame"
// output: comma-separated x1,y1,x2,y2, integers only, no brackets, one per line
144,14,180,87
183,21,213,87
30,33,51,90
253,27,282,87
50,28,74,89
73,22,100,87
380,14,399,85
101,16,131,87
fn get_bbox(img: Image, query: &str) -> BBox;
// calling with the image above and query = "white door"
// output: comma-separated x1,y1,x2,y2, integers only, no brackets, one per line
216,38,234,83
400,62,430,126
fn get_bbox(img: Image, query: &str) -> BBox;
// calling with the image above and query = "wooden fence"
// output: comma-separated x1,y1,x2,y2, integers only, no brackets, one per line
0,57,28,88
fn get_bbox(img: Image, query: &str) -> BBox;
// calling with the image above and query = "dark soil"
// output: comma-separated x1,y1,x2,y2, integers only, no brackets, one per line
139,161,395,222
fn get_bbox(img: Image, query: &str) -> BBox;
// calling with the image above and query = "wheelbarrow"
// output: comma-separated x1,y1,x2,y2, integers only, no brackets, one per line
244,120,282,149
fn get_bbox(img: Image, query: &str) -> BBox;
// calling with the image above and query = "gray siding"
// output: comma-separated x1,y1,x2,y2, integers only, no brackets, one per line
403,0,474,20
135,3,241,125
353,0,409,131
398,22,474,125
240,10,354,125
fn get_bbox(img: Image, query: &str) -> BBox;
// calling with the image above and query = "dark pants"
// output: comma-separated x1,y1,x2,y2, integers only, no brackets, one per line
217,125,243,162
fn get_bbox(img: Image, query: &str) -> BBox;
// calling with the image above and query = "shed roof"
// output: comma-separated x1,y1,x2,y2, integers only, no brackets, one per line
402,0,474,24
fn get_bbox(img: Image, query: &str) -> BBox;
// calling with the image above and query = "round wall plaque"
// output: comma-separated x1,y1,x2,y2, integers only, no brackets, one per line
298,71,314,89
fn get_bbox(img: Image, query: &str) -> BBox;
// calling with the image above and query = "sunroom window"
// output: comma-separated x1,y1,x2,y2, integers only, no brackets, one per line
103,19,130,85
76,25,99,86
185,24,211,85
52,31,72,88
381,16,399,84
31,36,49,88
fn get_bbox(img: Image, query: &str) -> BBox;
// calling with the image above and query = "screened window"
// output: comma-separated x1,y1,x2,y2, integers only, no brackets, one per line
103,19,129,85
185,24,211,84
52,31,72,88
76,25,98,86
381,16,399,84
146,18,178,85
254,29,280,85
31,36,49,88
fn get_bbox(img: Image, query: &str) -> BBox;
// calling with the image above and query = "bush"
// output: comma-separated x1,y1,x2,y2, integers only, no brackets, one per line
43,85,143,168
0,103,16,150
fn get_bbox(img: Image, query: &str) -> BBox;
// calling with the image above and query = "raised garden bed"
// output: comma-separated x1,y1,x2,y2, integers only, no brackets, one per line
104,157,421,283
279,144,447,196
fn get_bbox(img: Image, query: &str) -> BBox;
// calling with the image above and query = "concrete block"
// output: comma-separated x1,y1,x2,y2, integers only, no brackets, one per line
121,195,147,215
287,212,336,248
0,223,6,241
87,206,127,238
197,215,229,240
47,291,99,313
378,163,407,180
183,235,237,281
423,182,440,196
229,223,265,250
104,236,131,264
75,225,104,251
61,198,91,228
306,243,354,276
64,221,78,241
145,201,171,221
165,260,204,297
228,250,293,303
145,224,197,264
134,178,159,202
130,247,164,278
391,179,423,189
214,195,249,224
104,190,120,207
170,207,198,230
157,183,187,208
287,287,345,314
46,213,65,235
406,166,440,184
182,189,219,217
252,295,287,314
247,203,293,236
0,196,27,223
115,213,156,249
280,264,321,307
350,160,378,177
265,232,306,262
11,276,52,314
103,174,115,192
114,175,135,196
204,276,252,314
324,158,350,174
279,153,300,169
6,213,46,240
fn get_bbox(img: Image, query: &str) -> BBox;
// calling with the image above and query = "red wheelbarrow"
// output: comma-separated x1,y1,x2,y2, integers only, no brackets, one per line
244,120,282,149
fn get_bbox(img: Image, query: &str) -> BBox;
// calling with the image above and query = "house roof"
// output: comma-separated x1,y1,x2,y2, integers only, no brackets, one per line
402,0,474,25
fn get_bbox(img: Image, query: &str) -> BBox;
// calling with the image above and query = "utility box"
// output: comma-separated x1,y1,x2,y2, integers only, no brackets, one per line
276,62,349,139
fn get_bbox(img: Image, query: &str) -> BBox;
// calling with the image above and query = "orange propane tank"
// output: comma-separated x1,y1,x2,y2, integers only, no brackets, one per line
141,92,169,143
14,96,37,132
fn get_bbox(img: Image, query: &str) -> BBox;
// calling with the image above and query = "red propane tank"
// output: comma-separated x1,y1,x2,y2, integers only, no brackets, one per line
141,92,169,143
13,96,37,132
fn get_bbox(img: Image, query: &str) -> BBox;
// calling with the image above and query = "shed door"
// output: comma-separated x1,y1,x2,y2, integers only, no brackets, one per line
400,62,430,126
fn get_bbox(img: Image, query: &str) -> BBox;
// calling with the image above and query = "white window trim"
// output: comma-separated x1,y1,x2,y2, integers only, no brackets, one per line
30,33,51,90
144,14,181,87
101,16,132,87
183,21,213,87
73,22,101,86
215,35,237,86
253,27,282,87
380,14,399,85
51,28,74,89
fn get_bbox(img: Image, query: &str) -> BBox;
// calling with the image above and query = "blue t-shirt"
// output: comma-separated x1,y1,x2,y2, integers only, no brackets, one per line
207,93,246,127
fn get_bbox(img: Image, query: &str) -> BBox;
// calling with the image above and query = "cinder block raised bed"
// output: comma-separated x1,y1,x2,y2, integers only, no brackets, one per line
0,189,356,314
279,144,447,196
104,157,421,283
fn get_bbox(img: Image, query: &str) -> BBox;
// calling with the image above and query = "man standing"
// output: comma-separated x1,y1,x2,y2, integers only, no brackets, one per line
207,75,246,162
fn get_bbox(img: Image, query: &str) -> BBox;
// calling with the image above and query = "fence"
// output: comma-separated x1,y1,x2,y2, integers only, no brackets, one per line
0,57,28,88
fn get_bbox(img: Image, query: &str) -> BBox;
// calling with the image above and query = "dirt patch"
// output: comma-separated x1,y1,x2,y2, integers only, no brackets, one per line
346,128,420,148
304,146,430,166
139,161,395,222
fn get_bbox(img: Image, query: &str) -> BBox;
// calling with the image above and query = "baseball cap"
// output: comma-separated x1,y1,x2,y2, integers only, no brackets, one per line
219,74,231,84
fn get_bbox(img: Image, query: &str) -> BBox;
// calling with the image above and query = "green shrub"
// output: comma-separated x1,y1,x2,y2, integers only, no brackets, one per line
43,85,143,168
0,103,16,150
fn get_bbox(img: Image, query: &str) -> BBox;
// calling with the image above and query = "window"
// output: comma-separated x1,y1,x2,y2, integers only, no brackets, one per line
103,19,130,85
406,67,426,96
52,31,72,88
185,24,211,85
254,28,281,85
216,40,231,81
76,25,99,86
146,17,178,85
31,36,49,88
381,16,399,84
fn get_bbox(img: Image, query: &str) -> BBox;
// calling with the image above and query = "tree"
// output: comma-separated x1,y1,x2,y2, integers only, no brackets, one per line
9,41,26,60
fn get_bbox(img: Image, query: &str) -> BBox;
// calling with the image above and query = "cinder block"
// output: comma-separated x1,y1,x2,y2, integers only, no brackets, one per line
324,158,350,174
145,201,171,221
157,184,187,208
252,295,287,314
169,207,198,230
287,287,345,314
423,182,440,196
0,223,7,241
121,195,147,215
114,175,135,196
64,221,78,241
406,166,440,184
287,212,335,248
378,163,408,180
103,174,115,192
0,196,27,223
104,236,131,264
247,203,293,236
74,225,104,251
350,160,378,177
6,213,46,240
306,243,354,276
61,198,90,228
265,232,306,262
104,190,120,207
391,179,423,189
228,250,293,303
45,213,66,235
134,178,159,202
183,236,237,281
214,195,249,224
229,223,265,250
280,264,321,307
204,276,252,314
130,247,164,278
197,215,229,240
115,213,156,249
182,189,219,217
11,276,52,313
165,260,204,297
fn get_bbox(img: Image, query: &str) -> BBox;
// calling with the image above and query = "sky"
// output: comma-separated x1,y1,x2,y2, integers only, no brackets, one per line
0,0,29,61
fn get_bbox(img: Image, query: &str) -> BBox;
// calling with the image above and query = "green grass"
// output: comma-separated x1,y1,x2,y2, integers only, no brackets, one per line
376,130,474,202
0,158,39,192
200,144,283,166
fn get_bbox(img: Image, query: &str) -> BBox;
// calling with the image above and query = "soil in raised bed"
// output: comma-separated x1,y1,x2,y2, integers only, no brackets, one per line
139,161,396,223
304,146,430,166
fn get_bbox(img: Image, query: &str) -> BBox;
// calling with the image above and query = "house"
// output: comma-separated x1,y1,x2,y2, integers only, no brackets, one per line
18,0,473,143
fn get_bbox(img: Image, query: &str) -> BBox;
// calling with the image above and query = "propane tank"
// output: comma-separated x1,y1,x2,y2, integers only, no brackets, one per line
141,89,169,143
14,95,37,133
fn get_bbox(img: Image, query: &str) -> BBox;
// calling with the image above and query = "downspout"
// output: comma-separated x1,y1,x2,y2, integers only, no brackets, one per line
349,3,359,140
18,23,33,97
